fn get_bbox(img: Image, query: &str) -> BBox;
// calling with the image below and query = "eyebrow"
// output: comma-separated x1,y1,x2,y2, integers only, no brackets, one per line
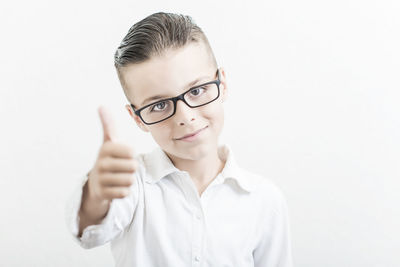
140,75,212,106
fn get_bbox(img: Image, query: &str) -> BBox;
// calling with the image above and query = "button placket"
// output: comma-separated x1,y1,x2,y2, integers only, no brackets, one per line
176,172,205,266
192,205,205,266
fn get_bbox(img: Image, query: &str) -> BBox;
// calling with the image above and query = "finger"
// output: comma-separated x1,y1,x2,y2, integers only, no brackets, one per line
102,187,131,199
98,105,117,142
100,173,135,187
98,158,138,173
101,142,134,159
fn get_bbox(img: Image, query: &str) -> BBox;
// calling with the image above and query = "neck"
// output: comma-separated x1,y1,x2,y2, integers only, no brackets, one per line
167,148,225,193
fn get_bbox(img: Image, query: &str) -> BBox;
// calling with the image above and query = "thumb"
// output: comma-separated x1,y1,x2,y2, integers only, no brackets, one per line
98,106,117,142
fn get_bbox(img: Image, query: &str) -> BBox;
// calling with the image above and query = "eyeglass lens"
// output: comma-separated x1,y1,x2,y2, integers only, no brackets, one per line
140,82,219,124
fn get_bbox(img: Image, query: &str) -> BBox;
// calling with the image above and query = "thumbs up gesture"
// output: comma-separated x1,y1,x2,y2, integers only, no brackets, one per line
87,106,138,201
78,106,137,235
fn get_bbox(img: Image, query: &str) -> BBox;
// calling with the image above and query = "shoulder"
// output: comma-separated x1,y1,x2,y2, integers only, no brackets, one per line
239,168,288,212
241,168,283,194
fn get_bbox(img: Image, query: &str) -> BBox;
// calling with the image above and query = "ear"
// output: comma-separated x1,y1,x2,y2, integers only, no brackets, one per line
218,67,228,102
125,104,150,132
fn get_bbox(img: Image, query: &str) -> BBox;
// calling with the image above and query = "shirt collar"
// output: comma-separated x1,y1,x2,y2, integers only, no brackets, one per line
142,145,256,193
217,145,256,193
142,147,180,184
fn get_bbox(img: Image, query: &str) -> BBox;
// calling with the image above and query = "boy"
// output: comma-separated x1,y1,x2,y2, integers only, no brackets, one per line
66,12,292,267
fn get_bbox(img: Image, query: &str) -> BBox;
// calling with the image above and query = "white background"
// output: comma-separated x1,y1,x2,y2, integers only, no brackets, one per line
1,0,399,266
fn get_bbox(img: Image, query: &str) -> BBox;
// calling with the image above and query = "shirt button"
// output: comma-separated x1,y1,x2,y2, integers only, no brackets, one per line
196,214,201,220
195,256,200,262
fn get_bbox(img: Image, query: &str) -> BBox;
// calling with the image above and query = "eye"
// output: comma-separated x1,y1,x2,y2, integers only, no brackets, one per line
189,87,205,96
150,101,168,112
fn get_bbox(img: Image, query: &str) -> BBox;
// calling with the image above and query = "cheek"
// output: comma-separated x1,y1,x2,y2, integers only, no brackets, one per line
203,103,224,129
148,125,172,143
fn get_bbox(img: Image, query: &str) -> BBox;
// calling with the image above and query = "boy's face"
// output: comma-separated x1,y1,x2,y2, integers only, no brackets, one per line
121,42,228,162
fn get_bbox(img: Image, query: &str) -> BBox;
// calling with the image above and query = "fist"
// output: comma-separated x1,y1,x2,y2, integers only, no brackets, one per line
87,106,138,201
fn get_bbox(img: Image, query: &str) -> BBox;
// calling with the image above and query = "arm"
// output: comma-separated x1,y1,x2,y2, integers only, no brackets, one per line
66,107,139,248
78,178,111,237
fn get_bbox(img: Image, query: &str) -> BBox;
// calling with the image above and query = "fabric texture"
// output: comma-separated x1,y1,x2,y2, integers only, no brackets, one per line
65,145,292,267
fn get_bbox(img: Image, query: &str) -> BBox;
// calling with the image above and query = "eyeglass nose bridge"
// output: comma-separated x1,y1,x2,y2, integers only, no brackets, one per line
169,92,194,117
172,93,192,107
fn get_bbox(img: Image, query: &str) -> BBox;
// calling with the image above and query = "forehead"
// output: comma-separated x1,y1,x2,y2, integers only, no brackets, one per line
121,42,216,107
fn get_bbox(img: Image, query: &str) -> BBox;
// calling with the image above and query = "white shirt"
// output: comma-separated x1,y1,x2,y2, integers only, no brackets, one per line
66,145,292,267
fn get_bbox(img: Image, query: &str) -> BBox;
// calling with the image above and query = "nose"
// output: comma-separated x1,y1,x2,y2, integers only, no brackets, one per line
173,99,195,126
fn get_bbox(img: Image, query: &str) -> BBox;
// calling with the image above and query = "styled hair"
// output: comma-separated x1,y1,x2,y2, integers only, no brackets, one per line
114,12,217,71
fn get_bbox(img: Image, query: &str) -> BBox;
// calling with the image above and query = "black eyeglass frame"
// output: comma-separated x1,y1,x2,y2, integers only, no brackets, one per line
130,69,221,125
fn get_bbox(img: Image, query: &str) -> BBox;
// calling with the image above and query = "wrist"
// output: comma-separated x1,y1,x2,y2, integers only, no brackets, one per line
82,179,110,215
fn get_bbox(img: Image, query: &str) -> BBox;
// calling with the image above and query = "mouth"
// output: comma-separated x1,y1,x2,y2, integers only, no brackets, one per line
175,126,208,141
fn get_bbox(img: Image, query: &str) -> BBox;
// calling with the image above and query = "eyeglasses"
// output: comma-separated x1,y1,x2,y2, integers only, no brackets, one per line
131,69,221,125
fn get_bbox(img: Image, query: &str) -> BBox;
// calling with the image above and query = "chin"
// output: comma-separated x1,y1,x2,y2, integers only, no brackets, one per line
169,142,215,161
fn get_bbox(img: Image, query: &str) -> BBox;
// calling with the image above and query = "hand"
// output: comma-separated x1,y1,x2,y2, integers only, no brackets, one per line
87,106,138,202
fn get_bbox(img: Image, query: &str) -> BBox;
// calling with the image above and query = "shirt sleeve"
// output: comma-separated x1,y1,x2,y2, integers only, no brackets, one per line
65,173,139,249
253,186,293,267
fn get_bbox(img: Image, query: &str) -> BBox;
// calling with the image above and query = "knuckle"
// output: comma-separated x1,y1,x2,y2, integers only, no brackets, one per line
101,142,116,156
120,145,133,157
125,176,134,186
126,146,135,157
133,160,139,170
97,160,107,172
99,143,110,156
129,159,138,172
117,189,128,198
97,173,108,185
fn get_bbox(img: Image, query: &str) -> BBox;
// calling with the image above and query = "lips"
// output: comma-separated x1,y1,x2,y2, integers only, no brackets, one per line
176,126,208,140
